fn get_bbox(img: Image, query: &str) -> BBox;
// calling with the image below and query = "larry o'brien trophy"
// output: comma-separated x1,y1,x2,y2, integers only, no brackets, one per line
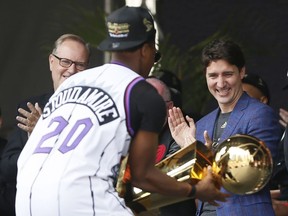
116,134,273,214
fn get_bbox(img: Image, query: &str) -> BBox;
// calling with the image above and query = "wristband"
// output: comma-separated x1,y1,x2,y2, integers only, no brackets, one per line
188,185,196,198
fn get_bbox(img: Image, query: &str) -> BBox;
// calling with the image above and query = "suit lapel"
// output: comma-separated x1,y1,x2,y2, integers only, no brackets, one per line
220,93,249,142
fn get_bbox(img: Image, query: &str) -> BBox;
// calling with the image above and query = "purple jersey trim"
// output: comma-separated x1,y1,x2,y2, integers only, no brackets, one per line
125,76,144,136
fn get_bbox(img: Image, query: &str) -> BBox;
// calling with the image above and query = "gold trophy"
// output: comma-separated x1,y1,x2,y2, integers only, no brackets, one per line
117,134,273,213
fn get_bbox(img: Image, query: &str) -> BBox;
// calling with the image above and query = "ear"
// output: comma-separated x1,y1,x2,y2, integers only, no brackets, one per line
49,54,54,71
167,101,174,110
240,67,246,79
260,96,268,105
140,43,151,58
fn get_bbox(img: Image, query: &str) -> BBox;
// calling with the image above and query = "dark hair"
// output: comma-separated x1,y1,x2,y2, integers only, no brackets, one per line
202,39,245,71
242,73,270,104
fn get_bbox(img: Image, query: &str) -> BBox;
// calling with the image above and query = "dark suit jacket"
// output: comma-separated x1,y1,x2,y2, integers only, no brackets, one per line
196,92,282,216
0,91,52,216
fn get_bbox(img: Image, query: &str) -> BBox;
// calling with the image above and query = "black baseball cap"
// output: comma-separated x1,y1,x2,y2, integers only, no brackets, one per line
242,73,270,102
98,6,156,51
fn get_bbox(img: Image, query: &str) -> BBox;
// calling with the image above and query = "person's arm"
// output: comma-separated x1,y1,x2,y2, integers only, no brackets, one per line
0,126,27,182
1,93,50,183
128,81,229,203
128,129,229,203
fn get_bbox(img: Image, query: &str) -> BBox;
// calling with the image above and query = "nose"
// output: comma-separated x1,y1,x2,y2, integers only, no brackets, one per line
67,63,78,74
217,76,226,88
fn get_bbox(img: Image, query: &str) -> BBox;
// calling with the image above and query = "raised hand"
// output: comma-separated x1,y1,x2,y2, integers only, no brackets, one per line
168,107,196,148
16,102,42,136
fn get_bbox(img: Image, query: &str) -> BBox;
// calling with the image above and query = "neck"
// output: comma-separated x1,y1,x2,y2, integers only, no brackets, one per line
110,52,140,74
219,90,243,113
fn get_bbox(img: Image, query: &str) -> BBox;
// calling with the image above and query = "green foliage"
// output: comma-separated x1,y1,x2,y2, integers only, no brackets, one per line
41,0,107,54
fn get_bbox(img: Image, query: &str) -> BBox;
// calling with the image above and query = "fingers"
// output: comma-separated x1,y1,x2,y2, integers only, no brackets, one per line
18,107,31,119
279,108,288,127
174,107,185,125
16,114,33,133
35,102,43,115
17,122,32,133
27,102,37,113
279,119,287,128
167,116,173,130
16,102,41,134
27,102,41,119
270,189,281,199
168,107,185,127
215,192,230,202
186,115,195,129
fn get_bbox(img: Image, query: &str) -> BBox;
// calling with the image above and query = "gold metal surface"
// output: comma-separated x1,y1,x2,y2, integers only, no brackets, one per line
118,134,273,213
214,134,273,195
121,141,214,213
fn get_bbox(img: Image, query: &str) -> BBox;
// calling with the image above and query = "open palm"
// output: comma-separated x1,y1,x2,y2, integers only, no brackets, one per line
168,107,196,148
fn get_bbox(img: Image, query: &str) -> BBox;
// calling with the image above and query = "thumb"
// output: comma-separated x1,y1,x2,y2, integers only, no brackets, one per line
185,115,194,127
204,130,213,149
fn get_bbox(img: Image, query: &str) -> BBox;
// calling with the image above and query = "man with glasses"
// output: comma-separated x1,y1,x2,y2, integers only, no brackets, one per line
15,6,228,216
0,33,90,216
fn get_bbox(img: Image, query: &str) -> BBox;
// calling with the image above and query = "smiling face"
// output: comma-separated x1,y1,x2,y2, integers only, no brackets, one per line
206,59,245,113
49,39,89,91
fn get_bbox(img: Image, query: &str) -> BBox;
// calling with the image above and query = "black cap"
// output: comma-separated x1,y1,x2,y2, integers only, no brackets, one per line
242,73,270,102
98,6,156,51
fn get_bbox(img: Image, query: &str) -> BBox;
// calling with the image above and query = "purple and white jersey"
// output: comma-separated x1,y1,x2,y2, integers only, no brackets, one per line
16,64,142,216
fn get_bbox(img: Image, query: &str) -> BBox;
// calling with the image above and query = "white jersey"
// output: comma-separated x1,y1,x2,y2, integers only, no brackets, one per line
16,64,142,216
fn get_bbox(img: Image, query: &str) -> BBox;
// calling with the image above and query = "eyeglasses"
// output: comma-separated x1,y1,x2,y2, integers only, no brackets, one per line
154,51,161,63
52,54,87,71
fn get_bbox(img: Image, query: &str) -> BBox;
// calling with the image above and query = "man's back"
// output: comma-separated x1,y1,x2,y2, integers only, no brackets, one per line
16,64,142,216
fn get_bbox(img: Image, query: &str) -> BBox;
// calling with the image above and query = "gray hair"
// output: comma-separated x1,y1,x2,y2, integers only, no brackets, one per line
146,77,171,102
52,33,90,56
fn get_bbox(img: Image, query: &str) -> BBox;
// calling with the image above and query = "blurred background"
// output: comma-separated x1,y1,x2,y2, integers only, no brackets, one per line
1,0,288,137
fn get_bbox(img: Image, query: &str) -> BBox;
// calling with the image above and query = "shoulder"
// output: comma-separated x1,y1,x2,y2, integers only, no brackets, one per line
129,80,166,134
235,93,276,116
244,97,276,117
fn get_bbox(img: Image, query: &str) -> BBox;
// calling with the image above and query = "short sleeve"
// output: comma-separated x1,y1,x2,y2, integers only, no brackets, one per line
127,80,166,137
